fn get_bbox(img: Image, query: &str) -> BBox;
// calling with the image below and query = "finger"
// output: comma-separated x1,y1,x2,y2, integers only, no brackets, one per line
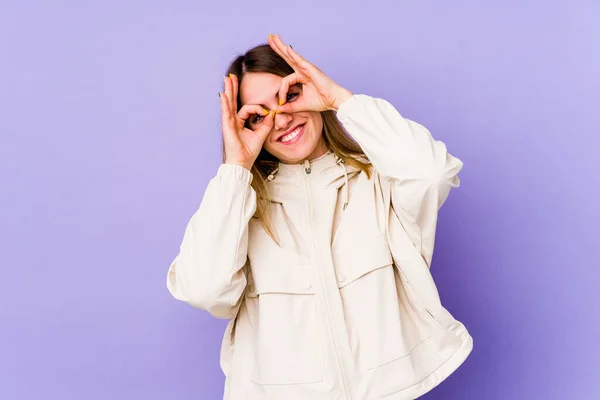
229,73,239,112
253,109,275,140
268,34,295,69
270,35,326,89
224,76,235,113
220,92,233,121
219,92,240,146
270,34,313,76
285,45,323,81
278,73,301,106
237,104,269,122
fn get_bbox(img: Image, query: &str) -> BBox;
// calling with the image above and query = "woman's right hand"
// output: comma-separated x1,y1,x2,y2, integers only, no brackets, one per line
219,74,275,171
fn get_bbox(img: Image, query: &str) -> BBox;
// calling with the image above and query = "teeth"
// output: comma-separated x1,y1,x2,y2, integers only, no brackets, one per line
280,126,302,143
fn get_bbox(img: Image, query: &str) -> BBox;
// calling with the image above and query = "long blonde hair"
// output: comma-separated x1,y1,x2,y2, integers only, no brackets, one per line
223,44,372,241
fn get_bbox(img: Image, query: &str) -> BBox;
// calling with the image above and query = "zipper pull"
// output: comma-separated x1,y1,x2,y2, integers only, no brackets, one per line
303,159,311,174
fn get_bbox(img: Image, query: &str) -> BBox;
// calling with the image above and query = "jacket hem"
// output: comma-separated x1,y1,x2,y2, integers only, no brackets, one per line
376,328,473,400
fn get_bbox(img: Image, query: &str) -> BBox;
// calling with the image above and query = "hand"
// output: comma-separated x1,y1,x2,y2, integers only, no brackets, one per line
267,34,353,113
219,74,275,171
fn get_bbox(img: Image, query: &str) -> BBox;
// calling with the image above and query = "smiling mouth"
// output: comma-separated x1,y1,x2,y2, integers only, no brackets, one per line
278,124,305,144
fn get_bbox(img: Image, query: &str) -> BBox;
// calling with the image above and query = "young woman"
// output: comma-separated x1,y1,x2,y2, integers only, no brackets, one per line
167,34,473,400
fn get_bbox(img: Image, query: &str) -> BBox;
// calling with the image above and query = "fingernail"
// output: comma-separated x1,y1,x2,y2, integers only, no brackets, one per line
269,33,274,39
279,98,283,106
263,108,269,115
218,93,221,98
229,73,233,79
289,45,293,49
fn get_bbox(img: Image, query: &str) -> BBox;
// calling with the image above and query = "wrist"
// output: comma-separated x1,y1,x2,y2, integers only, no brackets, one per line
330,87,353,111
218,163,254,185
225,160,253,172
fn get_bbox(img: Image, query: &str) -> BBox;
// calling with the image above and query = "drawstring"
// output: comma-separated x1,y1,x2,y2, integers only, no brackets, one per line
267,166,278,181
335,155,349,210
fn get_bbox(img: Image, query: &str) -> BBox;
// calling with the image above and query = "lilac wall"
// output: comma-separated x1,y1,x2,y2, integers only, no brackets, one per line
1,1,598,399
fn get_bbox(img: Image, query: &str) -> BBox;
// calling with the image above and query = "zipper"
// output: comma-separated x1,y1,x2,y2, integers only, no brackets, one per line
302,161,353,399
303,159,312,174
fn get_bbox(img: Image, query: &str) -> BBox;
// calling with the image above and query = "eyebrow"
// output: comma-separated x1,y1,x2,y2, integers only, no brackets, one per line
257,89,280,110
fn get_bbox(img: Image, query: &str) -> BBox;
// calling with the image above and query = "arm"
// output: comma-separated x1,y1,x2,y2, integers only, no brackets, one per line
262,36,462,266
167,163,255,318
336,94,463,266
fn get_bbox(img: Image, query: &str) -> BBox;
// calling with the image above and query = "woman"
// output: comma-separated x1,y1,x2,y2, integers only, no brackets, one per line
167,34,473,400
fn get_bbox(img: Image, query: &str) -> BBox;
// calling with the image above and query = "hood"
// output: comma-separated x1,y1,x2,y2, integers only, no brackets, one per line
263,151,370,207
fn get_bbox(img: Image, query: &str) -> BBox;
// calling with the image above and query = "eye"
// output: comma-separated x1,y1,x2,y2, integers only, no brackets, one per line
286,92,299,102
251,114,265,124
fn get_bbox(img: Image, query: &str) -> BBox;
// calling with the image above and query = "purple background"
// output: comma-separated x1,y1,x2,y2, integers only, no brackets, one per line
1,1,599,399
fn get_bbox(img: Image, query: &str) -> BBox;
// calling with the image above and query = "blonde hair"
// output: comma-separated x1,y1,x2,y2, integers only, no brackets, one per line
223,44,371,241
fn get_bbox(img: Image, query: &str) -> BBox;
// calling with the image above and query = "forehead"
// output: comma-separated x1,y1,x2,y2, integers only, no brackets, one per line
239,72,282,105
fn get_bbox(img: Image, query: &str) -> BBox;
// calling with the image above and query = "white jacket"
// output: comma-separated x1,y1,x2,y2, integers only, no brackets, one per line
167,94,473,400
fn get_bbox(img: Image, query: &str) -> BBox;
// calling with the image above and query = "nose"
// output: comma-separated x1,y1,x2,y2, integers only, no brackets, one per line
274,111,293,131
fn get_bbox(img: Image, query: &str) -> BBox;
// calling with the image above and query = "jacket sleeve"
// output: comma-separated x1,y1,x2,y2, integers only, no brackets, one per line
336,94,463,267
166,163,256,319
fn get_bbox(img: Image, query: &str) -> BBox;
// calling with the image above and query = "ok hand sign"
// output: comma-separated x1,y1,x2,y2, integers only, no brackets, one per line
268,34,353,114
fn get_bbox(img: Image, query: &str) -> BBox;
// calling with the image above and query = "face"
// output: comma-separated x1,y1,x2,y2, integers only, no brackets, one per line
240,72,328,164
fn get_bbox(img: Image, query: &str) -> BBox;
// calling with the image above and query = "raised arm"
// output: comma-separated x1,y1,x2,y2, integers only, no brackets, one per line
337,95,463,266
167,72,275,317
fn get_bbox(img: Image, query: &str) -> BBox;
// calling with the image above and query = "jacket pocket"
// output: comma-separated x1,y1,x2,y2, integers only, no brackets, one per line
334,234,426,370
396,268,444,331
246,259,322,385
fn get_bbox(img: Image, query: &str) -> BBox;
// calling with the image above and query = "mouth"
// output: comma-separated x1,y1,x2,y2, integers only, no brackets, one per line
276,124,305,145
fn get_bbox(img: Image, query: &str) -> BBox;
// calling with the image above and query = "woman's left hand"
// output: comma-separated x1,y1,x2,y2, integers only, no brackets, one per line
268,34,353,113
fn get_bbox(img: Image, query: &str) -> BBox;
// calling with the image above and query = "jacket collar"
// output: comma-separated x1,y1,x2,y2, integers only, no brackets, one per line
264,151,368,205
